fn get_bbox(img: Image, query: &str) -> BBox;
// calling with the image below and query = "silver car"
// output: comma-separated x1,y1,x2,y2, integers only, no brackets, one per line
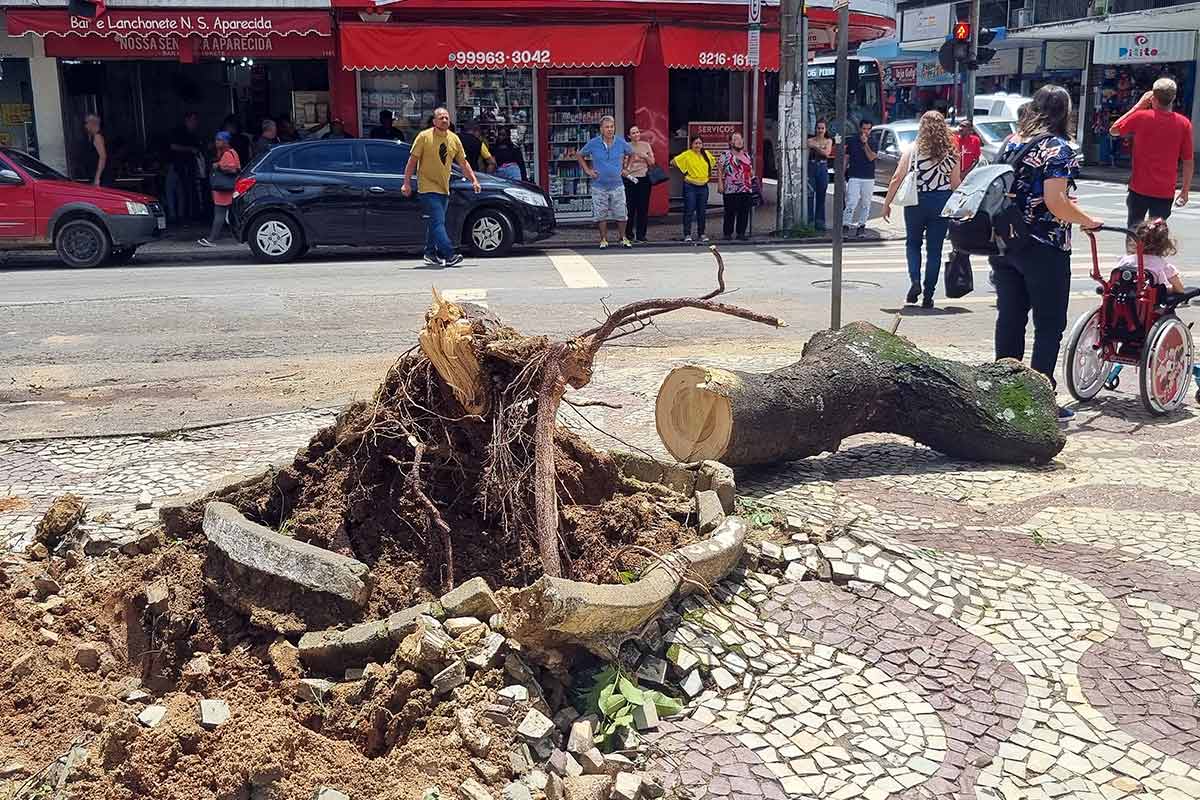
868,116,1018,186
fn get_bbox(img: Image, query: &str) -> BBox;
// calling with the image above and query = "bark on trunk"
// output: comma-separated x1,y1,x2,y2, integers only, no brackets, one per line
655,322,1066,466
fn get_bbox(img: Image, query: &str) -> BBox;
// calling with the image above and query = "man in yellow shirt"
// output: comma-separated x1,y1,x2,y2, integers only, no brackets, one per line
402,107,481,267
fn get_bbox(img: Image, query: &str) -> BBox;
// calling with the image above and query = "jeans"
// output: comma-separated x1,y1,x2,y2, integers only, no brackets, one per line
208,205,228,242
1126,189,1174,230
992,243,1072,388
683,182,709,237
419,191,455,260
808,161,829,229
624,177,652,240
164,166,190,223
722,192,753,238
1098,134,1116,166
903,190,953,296
843,177,874,227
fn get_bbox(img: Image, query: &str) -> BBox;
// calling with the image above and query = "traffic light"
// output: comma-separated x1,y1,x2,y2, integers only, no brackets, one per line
975,28,997,67
938,40,957,73
953,21,972,41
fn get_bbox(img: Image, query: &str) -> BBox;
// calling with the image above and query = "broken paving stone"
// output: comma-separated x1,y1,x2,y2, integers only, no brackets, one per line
562,775,612,800
38,628,59,645
498,685,529,704
459,778,493,800
74,643,102,672
466,632,505,671
666,645,699,675
567,717,597,753
509,744,534,775
483,704,513,725
578,748,606,775
33,574,60,600
440,577,500,618
548,750,583,778
144,579,170,614
517,708,556,742
183,654,212,678
523,770,549,792
433,660,468,696
784,562,808,582
312,789,351,800
698,460,736,514
137,705,168,728
710,667,738,691
695,490,725,535
612,773,643,800
296,678,334,703
553,706,580,731
602,754,635,776
135,491,154,511
397,623,456,677
198,699,230,729
444,617,486,637
472,758,503,783
635,655,667,686
632,701,659,731
123,689,151,704
759,541,785,562
679,669,704,699
502,783,532,800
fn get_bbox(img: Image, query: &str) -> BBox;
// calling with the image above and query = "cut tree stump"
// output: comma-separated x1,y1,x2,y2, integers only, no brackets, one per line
655,322,1066,467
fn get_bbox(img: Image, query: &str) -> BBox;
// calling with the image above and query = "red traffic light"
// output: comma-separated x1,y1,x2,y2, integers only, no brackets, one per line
953,21,971,41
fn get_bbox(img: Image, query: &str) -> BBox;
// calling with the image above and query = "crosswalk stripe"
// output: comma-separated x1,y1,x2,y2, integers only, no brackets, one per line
440,288,489,309
547,249,608,289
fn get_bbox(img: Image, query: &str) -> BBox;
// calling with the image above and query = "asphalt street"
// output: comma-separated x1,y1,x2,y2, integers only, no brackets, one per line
1,178,1195,438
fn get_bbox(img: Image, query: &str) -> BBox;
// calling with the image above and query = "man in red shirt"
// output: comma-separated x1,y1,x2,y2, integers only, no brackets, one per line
1110,77,1194,228
957,120,982,174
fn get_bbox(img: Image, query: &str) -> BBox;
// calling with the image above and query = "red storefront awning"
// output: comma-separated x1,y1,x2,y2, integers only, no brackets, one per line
339,23,649,71
658,24,780,72
5,9,332,39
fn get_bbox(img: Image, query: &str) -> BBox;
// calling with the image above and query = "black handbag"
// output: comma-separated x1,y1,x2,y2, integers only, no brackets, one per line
646,165,669,186
210,168,237,191
944,250,975,299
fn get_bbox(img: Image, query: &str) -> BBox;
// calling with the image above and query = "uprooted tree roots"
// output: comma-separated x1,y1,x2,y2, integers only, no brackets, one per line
200,249,784,590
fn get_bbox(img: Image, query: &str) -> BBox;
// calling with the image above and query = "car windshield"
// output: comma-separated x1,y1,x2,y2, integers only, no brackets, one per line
896,130,917,147
3,149,68,181
975,121,1015,142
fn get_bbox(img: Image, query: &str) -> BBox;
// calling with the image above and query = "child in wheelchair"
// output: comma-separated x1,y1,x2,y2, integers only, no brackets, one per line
1118,218,1185,295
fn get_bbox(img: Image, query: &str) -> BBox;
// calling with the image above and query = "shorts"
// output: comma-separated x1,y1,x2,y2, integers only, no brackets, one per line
591,186,628,222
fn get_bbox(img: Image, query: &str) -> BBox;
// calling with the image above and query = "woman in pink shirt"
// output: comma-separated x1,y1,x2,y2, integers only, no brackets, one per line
198,131,241,248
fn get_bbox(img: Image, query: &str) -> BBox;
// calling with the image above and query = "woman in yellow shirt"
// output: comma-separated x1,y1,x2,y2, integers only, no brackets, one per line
672,135,716,242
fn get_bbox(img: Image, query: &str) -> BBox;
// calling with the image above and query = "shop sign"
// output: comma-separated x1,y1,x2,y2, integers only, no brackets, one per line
901,3,951,44
974,48,1019,77
884,61,917,87
5,10,332,39
1043,41,1087,71
1021,45,1043,75
659,25,780,72
1094,31,1198,65
687,121,744,182
916,60,953,86
43,32,335,60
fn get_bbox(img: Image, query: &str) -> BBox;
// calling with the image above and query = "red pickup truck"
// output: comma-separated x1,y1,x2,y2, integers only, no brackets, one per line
0,146,165,268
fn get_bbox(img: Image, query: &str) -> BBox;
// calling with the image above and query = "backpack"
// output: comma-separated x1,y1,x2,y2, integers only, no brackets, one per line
942,133,1052,256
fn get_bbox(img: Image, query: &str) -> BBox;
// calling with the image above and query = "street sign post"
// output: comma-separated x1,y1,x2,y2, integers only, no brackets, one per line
747,0,762,235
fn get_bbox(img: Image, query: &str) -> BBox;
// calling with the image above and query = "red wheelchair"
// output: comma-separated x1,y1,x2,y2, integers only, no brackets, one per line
1063,225,1200,415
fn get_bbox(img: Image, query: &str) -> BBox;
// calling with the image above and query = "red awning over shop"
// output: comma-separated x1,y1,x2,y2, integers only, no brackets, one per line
339,23,649,71
5,9,332,39
658,24,780,72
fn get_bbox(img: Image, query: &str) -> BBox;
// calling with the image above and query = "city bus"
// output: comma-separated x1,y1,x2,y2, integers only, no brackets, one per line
807,55,886,134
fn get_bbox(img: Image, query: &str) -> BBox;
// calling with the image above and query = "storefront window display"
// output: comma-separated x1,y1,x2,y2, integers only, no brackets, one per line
547,75,622,218
0,58,36,153
1091,63,1194,167
360,71,445,142
454,69,536,178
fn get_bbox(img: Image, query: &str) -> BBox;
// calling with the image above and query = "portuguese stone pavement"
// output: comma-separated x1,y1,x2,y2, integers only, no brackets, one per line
3,350,1200,800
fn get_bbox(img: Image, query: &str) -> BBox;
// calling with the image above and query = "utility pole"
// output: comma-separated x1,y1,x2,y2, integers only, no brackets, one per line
965,0,981,123
777,0,806,232
830,0,849,329
748,0,762,235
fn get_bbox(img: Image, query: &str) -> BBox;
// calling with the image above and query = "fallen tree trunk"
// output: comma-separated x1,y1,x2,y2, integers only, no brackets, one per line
655,322,1066,467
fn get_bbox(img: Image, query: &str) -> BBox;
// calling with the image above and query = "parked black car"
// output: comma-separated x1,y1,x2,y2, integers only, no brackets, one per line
228,139,555,263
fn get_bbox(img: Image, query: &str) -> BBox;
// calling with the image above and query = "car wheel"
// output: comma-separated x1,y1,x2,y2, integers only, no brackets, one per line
55,218,111,269
109,246,138,265
248,213,304,263
467,208,515,257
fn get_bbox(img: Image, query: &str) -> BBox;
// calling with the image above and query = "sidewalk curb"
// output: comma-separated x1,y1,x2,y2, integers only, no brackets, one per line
0,404,343,446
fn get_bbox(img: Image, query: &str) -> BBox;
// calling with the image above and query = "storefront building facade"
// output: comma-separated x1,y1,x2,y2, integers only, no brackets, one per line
329,0,896,219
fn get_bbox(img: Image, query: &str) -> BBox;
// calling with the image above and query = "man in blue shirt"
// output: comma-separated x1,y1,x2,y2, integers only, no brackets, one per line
843,119,877,238
577,116,635,248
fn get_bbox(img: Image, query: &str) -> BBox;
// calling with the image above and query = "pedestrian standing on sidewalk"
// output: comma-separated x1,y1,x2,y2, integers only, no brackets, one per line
80,114,112,188
491,129,527,182
716,132,755,241
253,119,280,159
957,120,982,174
623,124,655,244
673,135,716,242
402,107,481,267
1109,78,1193,228
992,85,1101,421
807,120,833,231
881,111,960,309
578,116,635,249
842,119,876,238
197,132,241,248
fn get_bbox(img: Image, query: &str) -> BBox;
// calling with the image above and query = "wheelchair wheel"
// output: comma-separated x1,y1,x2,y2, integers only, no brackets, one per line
1139,315,1195,415
1064,309,1110,402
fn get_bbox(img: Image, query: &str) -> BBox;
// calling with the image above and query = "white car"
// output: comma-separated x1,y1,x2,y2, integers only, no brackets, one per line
973,93,1033,120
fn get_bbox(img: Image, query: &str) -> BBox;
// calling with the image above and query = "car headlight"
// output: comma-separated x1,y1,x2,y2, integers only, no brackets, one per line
503,187,548,207
124,201,150,216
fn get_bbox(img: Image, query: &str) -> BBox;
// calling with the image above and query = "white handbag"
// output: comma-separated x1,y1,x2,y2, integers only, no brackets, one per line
893,149,919,208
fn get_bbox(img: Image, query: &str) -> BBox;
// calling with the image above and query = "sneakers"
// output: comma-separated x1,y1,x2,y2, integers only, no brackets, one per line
1057,406,1076,422
621,237,633,248
444,254,464,267
842,225,851,238
636,238,650,244
856,225,866,238
921,295,935,310
906,282,920,304
196,238,215,248
422,254,443,267
700,235,710,243
683,235,694,243
599,240,609,249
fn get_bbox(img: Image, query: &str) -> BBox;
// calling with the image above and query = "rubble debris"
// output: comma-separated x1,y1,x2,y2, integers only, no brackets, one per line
459,778,493,800
74,643,102,672
183,654,212,678
33,573,61,599
502,783,533,800
440,577,500,618
632,700,659,731
562,776,613,800
697,460,736,514
144,579,170,614
10,651,35,678
635,655,667,687
566,717,596,754
517,708,555,742
296,678,334,703
456,710,491,757
466,632,505,671
34,493,85,550
577,748,606,775
312,789,351,800
445,616,486,637
548,750,583,778
471,758,502,783
397,622,455,677
432,660,468,696
135,490,154,510
509,746,534,775
695,489,725,534
612,772,643,800
198,698,230,729
137,705,167,728
267,637,302,679
498,685,529,704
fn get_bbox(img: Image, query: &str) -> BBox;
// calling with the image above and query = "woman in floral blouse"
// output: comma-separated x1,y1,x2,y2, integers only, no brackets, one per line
717,132,756,241
991,84,1102,421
